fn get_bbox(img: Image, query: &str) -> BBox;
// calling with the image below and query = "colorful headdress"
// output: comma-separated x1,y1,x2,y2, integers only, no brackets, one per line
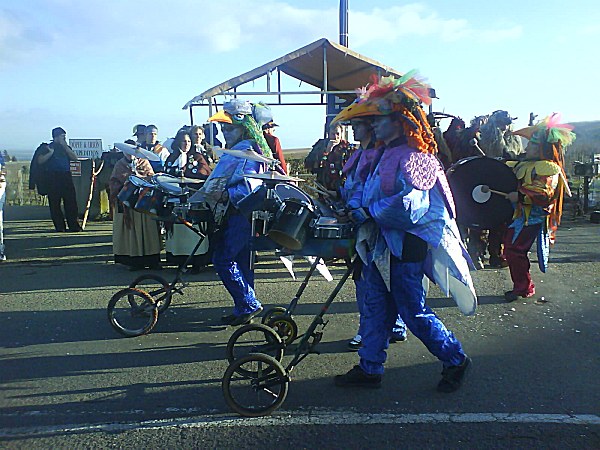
513,113,576,239
332,70,437,154
209,100,272,157
512,113,575,167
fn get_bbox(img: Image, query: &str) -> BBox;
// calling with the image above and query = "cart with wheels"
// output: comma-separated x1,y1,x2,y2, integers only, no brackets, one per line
222,257,356,417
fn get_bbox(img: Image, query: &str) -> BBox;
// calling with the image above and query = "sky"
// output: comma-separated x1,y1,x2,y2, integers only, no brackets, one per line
1,0,599,158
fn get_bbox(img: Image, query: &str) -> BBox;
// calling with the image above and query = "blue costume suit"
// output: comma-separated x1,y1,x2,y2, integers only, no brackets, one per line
341,147,406,341
354,141,469,375
210,139,263,316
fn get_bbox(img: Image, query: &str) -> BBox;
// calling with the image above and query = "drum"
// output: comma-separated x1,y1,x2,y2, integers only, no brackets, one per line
117,175,153,208
268,198,317,250
237,185,280,217
274,183,313,205
152,173,187,196
134,186,166,217
171,200,212,224
312,216,354,239
446,156,518,229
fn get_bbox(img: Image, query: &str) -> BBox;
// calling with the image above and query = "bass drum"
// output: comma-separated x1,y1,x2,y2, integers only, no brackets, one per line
446,156,518,229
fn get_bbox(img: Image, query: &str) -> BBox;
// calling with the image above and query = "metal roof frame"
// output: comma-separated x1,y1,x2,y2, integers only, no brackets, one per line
183,38,404,125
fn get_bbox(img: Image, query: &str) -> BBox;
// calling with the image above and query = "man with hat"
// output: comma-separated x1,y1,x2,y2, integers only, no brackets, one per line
35,127,82,232
132,124,146,147
201,99,273,326
332,72,476,393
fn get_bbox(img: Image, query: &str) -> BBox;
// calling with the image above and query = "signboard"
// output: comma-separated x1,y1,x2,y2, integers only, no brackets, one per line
70,161,82,177
69,139,103,159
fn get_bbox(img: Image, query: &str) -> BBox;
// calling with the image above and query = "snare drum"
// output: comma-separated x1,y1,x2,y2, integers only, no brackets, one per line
172,201,212,224
117,175,153,208
268,198,317,250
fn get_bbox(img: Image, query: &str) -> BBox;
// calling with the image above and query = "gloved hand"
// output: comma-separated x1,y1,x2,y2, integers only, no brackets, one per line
349,207,371,225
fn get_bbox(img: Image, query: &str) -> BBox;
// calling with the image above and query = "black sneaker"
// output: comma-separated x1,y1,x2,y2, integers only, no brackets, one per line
229,307,263,326
334,365,382,388
437,356,472,393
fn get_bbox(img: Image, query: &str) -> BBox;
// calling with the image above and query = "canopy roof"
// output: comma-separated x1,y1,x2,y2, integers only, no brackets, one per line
183,38,404,109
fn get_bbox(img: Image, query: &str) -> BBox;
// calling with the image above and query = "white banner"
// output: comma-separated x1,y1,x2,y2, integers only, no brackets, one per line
69,139,103,159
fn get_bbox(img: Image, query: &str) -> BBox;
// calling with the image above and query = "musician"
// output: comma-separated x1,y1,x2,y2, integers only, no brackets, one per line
202,99,274,326
109,148,161,270
336,115,407,351
333,73,475,393
163,130,212,273
144,125,170,173
189,124,216,167
503,114,574,302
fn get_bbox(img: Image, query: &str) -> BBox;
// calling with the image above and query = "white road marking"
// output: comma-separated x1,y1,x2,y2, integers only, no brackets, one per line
1,410,599,438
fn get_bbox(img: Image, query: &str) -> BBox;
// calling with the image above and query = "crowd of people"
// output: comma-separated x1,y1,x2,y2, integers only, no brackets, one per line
5,71,576,397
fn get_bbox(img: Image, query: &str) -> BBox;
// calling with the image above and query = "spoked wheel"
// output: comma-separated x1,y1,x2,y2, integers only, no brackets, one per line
267,315,299,345
129,274,173,313
107,287,158,337
261,306,287,325
222,353,289,417
226,324,285,375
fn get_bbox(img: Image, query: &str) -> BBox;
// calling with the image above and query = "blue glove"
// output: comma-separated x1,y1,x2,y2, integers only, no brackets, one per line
349,207,370,225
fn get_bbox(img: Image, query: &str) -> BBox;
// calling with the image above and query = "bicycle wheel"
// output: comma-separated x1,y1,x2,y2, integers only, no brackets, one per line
222,353,289,417
261,306,287,325
107,287,158,337
267,315,298,345
129,274,173,313
226,323,285,375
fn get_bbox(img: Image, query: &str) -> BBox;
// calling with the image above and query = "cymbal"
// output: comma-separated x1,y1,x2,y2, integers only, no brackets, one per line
154,174,203,185
215,148,275,164
243,171,304,182
114,142,161,162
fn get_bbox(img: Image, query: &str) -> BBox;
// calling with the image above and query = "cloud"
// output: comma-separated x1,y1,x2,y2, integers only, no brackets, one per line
0,8,55,66
349,4,522,46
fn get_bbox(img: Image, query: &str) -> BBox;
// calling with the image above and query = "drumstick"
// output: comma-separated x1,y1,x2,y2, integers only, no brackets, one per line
305,184,331,197
480,185,510,198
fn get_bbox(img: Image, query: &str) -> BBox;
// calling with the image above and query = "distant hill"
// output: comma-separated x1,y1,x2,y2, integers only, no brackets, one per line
567,120,600,162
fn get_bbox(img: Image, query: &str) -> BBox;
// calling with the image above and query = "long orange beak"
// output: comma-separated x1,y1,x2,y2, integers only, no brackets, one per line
208,110,232,124
332,101,382,124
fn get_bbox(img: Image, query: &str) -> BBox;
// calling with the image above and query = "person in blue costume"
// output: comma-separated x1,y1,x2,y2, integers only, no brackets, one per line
337,116,407,351
333,72,477,392
202,99,274,326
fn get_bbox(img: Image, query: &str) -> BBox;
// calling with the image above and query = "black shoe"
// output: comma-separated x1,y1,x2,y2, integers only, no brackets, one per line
229,307,263,326
437,356,472,393
68,227,83,232
334,365,382,388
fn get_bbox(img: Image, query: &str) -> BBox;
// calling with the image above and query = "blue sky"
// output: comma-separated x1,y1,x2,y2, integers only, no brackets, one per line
1,0,599,156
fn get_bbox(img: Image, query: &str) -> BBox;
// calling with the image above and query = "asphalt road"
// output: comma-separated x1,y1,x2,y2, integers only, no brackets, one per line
0,206,599,449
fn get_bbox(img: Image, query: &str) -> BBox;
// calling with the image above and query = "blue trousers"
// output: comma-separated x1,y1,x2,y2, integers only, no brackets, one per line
359,259,465,375
356,274,406,338
212,214,262,315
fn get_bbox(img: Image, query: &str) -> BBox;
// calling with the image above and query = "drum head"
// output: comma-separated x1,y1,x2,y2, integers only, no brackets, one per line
152,174,186,195
274,183,312,205
447,157,517,229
